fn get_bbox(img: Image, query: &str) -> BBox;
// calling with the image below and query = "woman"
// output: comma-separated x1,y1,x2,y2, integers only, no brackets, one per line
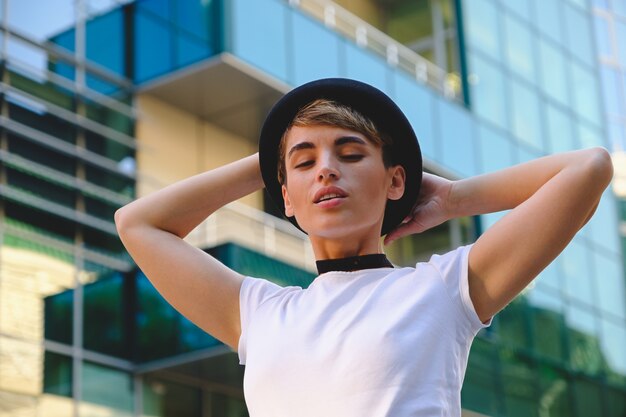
115,78,613,416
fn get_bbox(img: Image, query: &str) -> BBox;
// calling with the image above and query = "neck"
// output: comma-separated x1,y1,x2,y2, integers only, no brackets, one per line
309,230,383,260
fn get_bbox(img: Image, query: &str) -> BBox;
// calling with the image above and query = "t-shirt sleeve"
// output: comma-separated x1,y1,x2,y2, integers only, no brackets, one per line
428,244,492,334
238,276,285,365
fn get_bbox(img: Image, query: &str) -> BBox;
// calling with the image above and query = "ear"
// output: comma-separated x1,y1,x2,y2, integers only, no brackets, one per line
387,165,406,201
281,184,295,217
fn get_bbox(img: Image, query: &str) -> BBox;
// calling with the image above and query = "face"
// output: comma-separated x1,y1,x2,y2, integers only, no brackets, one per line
280,124,405,241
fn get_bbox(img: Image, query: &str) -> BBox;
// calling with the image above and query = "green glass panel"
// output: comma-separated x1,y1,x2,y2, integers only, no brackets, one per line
45,289,73,344
85,97,134,136
8,70,75,111
81,361,133,415
461,337,500,416
565,304,604,375
527,289,565,363
43,351,73,397
606,387,626,416
536,364,572,417
210,392,249,417
499,348,539,417
497,297,530,349
571,376,603,416
83,271,128,358
143,378,202,417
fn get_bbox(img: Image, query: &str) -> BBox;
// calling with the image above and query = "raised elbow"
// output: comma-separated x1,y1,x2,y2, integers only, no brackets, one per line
584,147,614,187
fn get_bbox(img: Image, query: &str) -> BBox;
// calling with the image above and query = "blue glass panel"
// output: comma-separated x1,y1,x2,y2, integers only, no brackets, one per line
608,120,626,150
176,35,211,68
477,123,514,173
588,189,621,253
600,318,626,379
509,79,544,151
136,0,170,19
616,20,626,67
559,238,595,307
231,0,288,81
534,0,563,44
436,98,478,177
593,0,608,8
503,14,536,84
564,4,594,66
601,66,624,117
468,53,507,129
515,145,540,164
594,252,625,320
175,0,210,41
86,9,124,76
578,122,605,148
566,0,587,9
393,72,437,162
463,0,501,60
538,39,569,106
134,11,172,83
291,12,341,86
501,0,531,21
615,0,626,17
545,103,576,153
480,211,506,230
594,15,612,57
570,63,602,127
344,42,388,92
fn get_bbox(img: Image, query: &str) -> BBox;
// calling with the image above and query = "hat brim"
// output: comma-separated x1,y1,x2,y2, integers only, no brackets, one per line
259,78,422,236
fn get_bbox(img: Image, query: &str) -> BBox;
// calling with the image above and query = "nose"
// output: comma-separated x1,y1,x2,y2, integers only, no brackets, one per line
316,153,340,182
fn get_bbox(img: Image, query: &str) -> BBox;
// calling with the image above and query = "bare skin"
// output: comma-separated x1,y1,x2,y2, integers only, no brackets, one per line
115,123,614,350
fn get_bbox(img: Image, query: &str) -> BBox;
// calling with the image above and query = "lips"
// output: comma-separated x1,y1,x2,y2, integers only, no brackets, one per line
313,186,348,204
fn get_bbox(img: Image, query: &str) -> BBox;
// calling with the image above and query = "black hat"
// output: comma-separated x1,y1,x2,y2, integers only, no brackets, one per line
259,78,422,236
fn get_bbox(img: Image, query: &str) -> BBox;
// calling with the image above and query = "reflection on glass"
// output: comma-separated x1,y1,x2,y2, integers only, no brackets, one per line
571,376,603,416
565,304,604,375
564,4,594,65
500,348,538,417
528,289,565,362
80,361,133,417
461,338,499,416
536,364,572,417
570,62,602,127
600,318,626,386
594,251,626,320
43,351,72,397
535,0,562,44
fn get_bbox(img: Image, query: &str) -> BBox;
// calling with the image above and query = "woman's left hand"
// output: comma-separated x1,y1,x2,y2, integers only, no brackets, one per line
384,173,454,245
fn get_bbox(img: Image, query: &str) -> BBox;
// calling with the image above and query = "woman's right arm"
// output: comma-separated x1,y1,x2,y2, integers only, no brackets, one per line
114,153,264,350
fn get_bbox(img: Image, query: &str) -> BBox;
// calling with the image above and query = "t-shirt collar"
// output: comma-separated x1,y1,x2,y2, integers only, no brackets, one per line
316,253,394,274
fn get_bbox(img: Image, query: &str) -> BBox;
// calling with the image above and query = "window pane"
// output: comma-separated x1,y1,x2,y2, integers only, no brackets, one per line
468,53,507,129
601,67,626,118
509,79,544,150
437,98,478,176
134,11,172,83
565,304,603,375
143,378,202,417
461,338,500,416
559,238,595,307
86,9,125,78
564,4,594,65
570,62,602,127
545,103,576,153
572,377,603,416
536,364,573,417
538,39,569,106
501,0,532,21
81,361,133,416
503,14,536,83
500,349,538,417
534,0,562,44
43,351,73,397
594,15,613,58
594,252,626,320
600,318,626,385
463,0,501,60
616,20,626,67
528,289,565,362
45,289,73,344
478,122,514,173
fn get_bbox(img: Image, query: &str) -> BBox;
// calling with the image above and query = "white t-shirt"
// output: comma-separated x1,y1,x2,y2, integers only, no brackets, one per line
238,244,490,417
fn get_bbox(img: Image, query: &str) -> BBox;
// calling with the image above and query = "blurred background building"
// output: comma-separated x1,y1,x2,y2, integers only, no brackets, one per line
0,0,625,416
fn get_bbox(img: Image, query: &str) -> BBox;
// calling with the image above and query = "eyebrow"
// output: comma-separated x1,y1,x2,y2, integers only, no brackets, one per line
287,135,367,159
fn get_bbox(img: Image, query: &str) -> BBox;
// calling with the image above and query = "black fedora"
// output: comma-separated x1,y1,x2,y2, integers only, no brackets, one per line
259,78,422,236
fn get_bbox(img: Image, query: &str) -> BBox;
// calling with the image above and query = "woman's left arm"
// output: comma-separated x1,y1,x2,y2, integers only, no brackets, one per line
387,147,614,322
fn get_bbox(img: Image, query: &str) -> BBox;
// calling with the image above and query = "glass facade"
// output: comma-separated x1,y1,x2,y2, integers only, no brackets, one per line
1,0,624,416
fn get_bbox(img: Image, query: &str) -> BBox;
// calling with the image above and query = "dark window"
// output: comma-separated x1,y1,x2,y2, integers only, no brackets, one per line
7,133,77,175
45,289,73,345
43,351,73,397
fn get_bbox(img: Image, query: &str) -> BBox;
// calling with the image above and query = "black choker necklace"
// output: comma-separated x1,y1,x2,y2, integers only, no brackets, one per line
316,253,394,274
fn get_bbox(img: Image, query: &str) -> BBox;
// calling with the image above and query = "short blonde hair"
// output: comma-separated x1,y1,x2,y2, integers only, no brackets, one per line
277,99,392,185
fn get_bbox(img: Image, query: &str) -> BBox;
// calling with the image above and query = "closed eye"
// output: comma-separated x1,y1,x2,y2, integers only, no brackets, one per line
294,160,314,169
341,154,364,161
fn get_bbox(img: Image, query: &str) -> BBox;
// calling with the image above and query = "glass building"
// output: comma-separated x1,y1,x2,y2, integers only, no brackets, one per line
0,0,624,416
